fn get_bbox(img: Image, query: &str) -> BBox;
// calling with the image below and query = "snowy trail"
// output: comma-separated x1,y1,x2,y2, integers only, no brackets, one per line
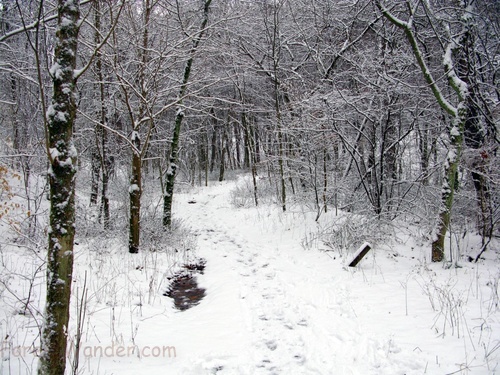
2,176,496,375
69,176,496,375
173,179,422,374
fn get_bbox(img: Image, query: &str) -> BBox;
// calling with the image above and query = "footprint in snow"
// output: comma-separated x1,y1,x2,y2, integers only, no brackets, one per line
262,293,274,299
297,319,308,327
256,358,278,373
265,274,275,280
293,354,306,365
265,340,278,351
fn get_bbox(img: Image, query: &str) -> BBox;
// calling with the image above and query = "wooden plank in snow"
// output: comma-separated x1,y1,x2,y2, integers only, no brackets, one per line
348,242,372,267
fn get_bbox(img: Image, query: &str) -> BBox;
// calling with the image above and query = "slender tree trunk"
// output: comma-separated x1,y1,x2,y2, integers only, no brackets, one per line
311,152,321,220
233,120,242,168
126,0,151,252
10,73,21,170
100,118,110,229
38,1,80,374
189,150,196,186
243,121,250,169
241,109,259,206
464,78,491,246
383,108,398,207
163,107,183,227
378,1,470,262
274,88,286,211
90,150,100,205
204,131,209,186
163,0,212,227
93,1,110,228
198,131,208,186
431,108,466,261
219,125,226,182
255,127,261,164
277,133,286,211
210,121,218,173
417,122,430,185
471,167,491,244
323,147,328,214
129,133,141,253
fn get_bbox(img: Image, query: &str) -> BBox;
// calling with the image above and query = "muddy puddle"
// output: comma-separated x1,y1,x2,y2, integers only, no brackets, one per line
164,260,206,311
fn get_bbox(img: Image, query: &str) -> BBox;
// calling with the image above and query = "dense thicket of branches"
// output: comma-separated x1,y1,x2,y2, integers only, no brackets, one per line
1,0,498,261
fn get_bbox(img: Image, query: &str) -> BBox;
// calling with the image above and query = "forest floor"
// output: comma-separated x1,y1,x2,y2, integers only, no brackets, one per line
0,174,499,374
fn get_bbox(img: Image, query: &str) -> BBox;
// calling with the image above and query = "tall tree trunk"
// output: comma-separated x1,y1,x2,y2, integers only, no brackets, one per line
204,130,209,186
233,120,242,168
471,166,491,244
277,129,286,211
100,120,110,229
163,0,212,227
10,73,20,169
90,150,100,205
255,126,261,164
274,88,286,212
463,74,492,246
323,147,328,214
93,0,110,228
129,133,141,253
431,109,466,261
209,114,218,173
163,107,183,227
127,0,151,252
243,112,259,206
219,125,226,182
417,121,430,185
198,131,208,186
38,1,80,374
378,1,470,262
243,121,250,169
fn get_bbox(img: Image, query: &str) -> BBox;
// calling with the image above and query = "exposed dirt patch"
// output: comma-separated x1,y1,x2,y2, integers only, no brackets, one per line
164,259,206,311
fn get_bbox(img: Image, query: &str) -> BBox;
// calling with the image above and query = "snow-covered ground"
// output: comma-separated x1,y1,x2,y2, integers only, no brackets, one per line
0,175,499,374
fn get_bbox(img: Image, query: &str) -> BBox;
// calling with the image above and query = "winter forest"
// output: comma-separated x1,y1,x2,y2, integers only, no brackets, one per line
0,0,499,374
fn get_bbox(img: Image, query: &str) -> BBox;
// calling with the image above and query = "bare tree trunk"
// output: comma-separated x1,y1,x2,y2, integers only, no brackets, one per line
240,105,259,205
219,125,226,182
198,131,208,186
163,0,212,227
163,107,183,227
90,150,100,205
378,1,470,262
209,115,218,173
100,125,110,229
274,84,286,211
126,0,151,252
417,121,430,185
323,147,328,214
93,1,110,228
464,81,492,246
431,110,465,261
129,134,141,253
10,73,20,169
233,119,242,169
38,1,80,374
277,127,286,211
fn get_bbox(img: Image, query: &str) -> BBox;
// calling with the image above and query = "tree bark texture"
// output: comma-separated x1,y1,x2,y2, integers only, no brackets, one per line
38,1,80,374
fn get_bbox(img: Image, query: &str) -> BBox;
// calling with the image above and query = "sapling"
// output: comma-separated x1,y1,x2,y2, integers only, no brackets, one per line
399,273,413,316
71,271,87,375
